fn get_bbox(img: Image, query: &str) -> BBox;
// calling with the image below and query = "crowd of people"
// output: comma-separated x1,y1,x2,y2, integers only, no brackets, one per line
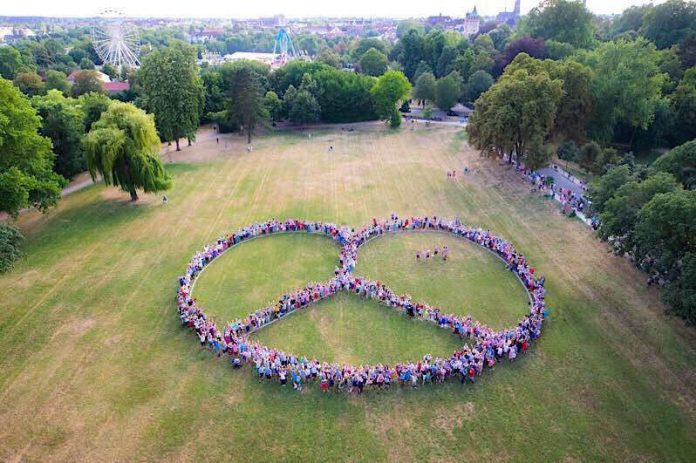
177,215,548,393
519,166,597,228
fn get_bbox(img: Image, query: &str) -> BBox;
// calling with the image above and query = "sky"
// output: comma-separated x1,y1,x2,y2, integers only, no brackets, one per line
0,0,667,19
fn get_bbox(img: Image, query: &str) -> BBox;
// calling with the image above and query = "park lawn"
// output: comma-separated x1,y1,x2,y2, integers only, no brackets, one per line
1,125,695,461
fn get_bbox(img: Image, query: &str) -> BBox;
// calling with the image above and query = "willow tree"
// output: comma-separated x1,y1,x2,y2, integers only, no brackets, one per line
83,102,172,201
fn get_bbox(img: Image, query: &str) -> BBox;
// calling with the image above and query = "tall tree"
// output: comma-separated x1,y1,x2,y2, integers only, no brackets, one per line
0,78,64,217
13,72,44,96
288,90,321,124
671,73,696,146
640,0,696,50
578,39,665,143
83,102,172,201
45,70,70,95
0,46,23,80
399,30,424,81
466,70,494,103
467,68,562,163
651,140,696,189
413,71,436,105
224,65,269,143
521,0,596,49
599,172,682,250
359,48,388,77
78,92,112,130
370,70,411,128
635,189,696,279
138,43,204,150
435,71,462,111
32,90,86,178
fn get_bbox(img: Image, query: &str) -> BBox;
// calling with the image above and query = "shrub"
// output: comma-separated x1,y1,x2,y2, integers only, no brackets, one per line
0,223,24,273
557,140,579,162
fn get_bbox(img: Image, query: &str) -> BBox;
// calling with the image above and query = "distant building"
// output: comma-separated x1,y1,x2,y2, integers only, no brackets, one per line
103,81,130,94
427,14,452,27
463,6,481,36
223,51,276,66
0,26,36,44
67,70,111,83
496,0,522,26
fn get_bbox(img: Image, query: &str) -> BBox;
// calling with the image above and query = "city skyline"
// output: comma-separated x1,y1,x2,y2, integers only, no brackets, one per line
0,0,667,19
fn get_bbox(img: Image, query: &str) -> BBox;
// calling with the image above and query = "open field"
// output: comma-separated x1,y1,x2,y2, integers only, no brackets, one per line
1,125,696,461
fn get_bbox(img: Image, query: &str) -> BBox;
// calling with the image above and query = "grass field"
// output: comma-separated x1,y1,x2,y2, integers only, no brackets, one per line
1,125,696,461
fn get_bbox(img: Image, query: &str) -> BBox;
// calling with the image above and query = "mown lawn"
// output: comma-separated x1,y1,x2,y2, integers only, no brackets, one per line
1,125,695,461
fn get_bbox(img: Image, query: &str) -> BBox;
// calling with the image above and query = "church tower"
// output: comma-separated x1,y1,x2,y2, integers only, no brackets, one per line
514,0,521,17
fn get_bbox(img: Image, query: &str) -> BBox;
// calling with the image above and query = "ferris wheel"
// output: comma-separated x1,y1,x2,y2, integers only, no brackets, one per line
91,8,140,68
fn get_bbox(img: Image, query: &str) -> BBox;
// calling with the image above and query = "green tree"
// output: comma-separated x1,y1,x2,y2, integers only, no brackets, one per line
224,65,268,143
577,141,602,172
83,101,172,201
435,71,462,110
651,140,696,189
557,140,580,161
0,78,64,217
353,38,388,59
264,91,282,122
80,57,95,70
635,189,696,279
359,48,388,77
101,62,118,80
640,0,696,50
588,165,633,214
288,90,321,124
0,46,23,80
521,0,595,49
32,90,86,178
413,71,436,104
79,92,112,130
465,70,494,103
45,70,70,95
611,5,650,37
13,71,44,96
549,60,593,142
663,252,696,325
370,70,411,128
138,44,204,151
0,222,24,273
71,70,106,97
399,30,424,81
412,60,433,84
524,138,553,170
671,78,696,146
316,49,341,68
435,45,458,78
467,69,562,163
599,172,682,249
313,68,377,123
200,69,225,122
504,54,593,142
578,39,665,143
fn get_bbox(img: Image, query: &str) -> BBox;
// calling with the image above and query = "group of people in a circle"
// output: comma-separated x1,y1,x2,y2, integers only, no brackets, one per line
177,215,548,393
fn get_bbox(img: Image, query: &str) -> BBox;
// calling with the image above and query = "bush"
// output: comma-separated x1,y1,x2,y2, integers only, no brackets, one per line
0,223,24,273
557,140,579,162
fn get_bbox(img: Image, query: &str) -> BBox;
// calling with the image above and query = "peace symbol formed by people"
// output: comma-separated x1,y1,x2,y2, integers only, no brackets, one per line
177,215,548,393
